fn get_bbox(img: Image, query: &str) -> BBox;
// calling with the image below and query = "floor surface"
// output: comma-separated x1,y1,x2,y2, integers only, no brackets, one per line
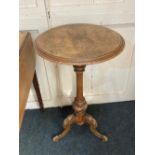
20,101,135,155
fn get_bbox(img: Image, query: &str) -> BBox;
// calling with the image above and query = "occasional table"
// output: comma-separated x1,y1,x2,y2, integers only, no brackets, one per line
35,24,125,142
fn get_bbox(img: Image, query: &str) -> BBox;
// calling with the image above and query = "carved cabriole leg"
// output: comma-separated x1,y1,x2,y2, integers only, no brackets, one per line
85,114,108,142
52,65,108,142
53,114,75,142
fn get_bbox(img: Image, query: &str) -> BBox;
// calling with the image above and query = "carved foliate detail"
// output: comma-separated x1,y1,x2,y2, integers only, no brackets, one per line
73,98,88,114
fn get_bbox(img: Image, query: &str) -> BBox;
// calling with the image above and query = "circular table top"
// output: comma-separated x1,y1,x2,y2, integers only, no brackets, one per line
35,24,125,65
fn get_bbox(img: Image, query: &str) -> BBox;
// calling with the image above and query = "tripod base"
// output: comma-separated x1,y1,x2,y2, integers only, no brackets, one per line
52,65,108,142
52,113,108,142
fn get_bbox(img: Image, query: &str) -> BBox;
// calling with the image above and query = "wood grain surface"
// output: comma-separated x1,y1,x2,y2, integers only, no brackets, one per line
35,24,125,65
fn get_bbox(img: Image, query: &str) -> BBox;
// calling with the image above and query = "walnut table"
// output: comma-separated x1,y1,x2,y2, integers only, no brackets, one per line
35,24,125,142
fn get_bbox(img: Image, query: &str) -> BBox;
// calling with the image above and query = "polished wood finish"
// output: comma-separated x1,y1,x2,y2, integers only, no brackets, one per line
53,65,108,142
35,24,125,65
35,24,125,141
19,32,44,128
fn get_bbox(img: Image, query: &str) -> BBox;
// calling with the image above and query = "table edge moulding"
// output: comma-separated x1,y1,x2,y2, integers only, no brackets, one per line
35,23,125,65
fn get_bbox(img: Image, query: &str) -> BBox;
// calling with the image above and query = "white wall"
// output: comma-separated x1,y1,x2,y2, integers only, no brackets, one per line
19,0,135,109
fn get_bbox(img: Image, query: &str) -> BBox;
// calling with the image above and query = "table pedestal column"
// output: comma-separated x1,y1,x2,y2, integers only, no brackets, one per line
53,65,108,142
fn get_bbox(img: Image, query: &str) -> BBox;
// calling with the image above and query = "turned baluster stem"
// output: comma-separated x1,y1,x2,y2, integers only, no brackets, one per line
73,65,87,114
77,72,83,99
73,65,86,100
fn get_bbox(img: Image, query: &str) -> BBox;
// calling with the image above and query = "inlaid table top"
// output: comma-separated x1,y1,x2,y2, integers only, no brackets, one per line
35,24,125,65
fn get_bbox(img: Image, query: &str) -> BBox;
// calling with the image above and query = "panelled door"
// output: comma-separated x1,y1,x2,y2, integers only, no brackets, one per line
19,0,135,109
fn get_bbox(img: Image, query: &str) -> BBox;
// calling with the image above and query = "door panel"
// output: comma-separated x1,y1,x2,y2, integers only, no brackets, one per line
19,0,48,31
48,0,134,26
